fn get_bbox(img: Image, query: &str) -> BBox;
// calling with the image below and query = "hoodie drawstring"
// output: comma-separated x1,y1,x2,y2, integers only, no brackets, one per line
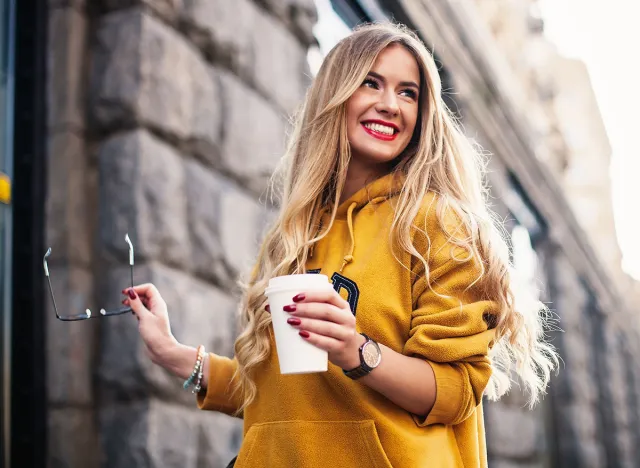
339,202,358,273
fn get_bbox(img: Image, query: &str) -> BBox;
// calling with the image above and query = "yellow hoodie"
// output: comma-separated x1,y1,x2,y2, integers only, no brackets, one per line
197,173,497,467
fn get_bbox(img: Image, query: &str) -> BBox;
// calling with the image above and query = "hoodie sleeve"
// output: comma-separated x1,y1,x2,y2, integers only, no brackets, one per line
196,353,244,417
403,195,496,427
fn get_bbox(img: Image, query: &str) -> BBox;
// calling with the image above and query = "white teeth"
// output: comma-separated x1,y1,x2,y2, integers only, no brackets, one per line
363,122,395,135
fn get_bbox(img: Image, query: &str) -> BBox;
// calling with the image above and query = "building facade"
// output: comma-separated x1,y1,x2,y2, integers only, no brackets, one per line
3,0,639,467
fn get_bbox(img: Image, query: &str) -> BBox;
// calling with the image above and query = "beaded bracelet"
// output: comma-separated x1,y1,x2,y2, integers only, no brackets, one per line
183,345,205,391
192,355,206,394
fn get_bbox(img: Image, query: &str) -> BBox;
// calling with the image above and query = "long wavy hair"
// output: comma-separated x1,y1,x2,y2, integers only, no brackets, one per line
232,22,558,414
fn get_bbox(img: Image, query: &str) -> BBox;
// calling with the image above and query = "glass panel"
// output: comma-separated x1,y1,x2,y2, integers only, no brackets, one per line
0,0,15,464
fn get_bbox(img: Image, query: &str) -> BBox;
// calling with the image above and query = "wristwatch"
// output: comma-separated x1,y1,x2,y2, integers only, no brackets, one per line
342,333,382,380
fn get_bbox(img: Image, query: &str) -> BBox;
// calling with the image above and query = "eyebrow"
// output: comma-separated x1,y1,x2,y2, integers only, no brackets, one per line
368,71,420,90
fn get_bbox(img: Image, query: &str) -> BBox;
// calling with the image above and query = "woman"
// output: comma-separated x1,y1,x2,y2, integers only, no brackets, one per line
122,23,557,467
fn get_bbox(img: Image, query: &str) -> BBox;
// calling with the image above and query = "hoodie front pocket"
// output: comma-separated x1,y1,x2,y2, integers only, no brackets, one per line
235,420,393,468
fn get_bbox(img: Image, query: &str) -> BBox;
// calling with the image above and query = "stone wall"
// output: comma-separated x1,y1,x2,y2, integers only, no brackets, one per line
46,0,315,466
45,0,640,467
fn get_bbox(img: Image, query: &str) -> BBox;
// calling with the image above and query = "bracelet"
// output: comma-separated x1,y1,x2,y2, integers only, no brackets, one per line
192,355,206,394
183,345,205,391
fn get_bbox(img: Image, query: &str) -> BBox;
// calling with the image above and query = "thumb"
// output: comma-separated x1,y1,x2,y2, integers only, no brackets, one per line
126,288,152,320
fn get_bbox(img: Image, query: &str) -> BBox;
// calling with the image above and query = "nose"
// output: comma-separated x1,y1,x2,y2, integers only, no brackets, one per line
375,89,399,116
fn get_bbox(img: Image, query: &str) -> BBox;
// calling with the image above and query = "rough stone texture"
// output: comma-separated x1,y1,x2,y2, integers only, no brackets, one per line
49,408,100,468
181,0,258,77
98,129,190,269
218,69,287,192
48,6,86,131
44,0,311,466
604,328,635,468
194,411,243,467
185,159,264,284
249,10,309,114
100,400,242,468
486,402,540,459
45,265,98,406
46,130,92,266
91,9,221,164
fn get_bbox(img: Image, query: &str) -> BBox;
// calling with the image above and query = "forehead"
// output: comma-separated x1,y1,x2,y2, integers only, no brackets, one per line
369,44,420,84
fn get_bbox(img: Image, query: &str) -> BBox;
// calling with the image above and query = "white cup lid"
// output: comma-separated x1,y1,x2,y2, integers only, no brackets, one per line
265,274,331,293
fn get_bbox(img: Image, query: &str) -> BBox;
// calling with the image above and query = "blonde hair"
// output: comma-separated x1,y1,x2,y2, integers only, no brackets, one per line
232,22,557,414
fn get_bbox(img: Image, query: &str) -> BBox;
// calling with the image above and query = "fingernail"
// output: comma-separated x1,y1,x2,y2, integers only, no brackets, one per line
287,317,301,326
265,305,271,313
299,330,310,338
283,304,296,312
128,289,137,300
292,293,305,303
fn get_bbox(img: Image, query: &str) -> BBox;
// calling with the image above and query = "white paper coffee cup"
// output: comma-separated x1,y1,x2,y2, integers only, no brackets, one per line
265,274,334,374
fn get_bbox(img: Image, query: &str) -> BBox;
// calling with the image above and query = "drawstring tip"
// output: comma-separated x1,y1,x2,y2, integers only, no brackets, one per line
339,255,354,273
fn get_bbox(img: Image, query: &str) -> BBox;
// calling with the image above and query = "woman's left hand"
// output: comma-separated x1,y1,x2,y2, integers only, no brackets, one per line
281,290,365,370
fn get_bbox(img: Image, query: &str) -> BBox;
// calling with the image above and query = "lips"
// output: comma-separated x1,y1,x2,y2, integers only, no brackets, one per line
361,120,399,141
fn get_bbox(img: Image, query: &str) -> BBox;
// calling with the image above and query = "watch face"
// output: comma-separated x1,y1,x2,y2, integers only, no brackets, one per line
362,341,381,368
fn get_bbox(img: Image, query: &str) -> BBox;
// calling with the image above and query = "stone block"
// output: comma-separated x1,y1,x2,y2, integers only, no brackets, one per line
98,129,190,269
48,6,87,131
250,10,309,114
181,0,257,77
100,401,243,468
100,400,200,468
256,0,318,46
98,0,182,22
98,262,237,404
555,402,601,454
49,0,86,10
488,461,543,468
194,411,244,467
46,130,92,266
218,70,286,192
485,402,540,459
91,9,221,163
218,179,265,277
45,265,98,406
184,160,264,283
49,407,100,468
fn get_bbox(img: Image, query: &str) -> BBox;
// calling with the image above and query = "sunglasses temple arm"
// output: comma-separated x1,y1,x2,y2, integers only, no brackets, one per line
45,274,61,320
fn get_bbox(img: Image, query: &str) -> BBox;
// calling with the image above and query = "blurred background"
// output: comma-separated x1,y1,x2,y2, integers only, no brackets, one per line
1,0,639,467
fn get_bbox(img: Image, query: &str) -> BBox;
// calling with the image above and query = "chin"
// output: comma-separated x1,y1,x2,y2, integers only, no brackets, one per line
352,147,401,166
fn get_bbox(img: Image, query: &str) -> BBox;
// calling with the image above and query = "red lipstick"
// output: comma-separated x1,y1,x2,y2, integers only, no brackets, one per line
361,120,399,141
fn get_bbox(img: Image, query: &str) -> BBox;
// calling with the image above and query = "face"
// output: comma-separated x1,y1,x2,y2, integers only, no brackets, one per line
345,44,421,173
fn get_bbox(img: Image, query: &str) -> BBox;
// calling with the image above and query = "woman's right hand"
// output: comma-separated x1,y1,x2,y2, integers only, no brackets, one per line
122,283,179,366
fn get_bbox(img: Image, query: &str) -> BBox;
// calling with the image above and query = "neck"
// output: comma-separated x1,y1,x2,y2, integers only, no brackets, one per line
340,158,393,204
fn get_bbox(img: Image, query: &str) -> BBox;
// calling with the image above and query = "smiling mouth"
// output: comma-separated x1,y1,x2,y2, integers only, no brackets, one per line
361,122,399,141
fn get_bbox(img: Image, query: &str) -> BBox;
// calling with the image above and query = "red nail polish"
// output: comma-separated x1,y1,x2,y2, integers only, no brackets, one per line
265,305,271,313
283,304,296,312
292,293,305,303
299,330,310,338
287,317,301,326
128,289,137,300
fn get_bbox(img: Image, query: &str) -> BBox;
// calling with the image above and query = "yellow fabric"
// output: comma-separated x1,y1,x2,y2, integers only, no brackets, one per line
197,172,497,467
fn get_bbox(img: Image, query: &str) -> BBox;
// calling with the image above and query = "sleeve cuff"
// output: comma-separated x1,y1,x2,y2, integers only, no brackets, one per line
413,361,466,427
196,353,241,416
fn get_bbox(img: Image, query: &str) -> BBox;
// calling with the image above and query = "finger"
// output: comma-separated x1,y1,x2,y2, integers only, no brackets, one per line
288,317,355,342
122,283,160,301
291,289,349,310
122,299,140,321
125,288,152,320
298,330,343,353
287,302,354,325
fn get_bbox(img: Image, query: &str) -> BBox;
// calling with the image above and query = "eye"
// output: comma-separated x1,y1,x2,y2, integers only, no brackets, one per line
400,89,418,100
362,78,379,89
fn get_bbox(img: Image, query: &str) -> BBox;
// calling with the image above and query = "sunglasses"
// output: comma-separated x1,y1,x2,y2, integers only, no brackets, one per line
43,234,135,321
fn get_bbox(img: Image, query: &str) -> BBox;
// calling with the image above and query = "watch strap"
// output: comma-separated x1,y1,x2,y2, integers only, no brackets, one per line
342,333,376,380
